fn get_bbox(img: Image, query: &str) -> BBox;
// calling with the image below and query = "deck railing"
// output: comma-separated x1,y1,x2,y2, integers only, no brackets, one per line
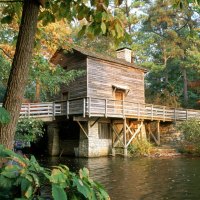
1,97,200,121
54,97,200,121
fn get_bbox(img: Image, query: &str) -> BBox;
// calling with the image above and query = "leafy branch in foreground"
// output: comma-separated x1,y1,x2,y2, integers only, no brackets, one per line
0,145,109,199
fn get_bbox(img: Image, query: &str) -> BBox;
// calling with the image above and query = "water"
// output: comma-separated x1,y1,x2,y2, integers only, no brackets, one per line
39,156,200,200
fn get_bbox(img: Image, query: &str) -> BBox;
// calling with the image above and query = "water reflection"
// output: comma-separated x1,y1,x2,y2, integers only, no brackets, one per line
39,156,200,200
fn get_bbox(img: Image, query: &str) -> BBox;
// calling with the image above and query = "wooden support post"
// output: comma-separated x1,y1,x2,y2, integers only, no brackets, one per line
123,100,125,118
67,100,69,119
113,126,124,147
123,118,127,156
83,98,86,118
112,148,116,156
157,121,160,145
123,118,126,147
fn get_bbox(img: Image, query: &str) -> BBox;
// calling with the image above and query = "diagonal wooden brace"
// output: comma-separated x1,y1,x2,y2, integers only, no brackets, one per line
125,121,143,148
77,121,88,138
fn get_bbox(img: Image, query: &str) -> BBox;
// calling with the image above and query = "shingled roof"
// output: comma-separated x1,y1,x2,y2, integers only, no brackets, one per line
50,46,148,72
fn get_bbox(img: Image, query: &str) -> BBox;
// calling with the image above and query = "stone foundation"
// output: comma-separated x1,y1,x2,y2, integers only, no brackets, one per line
147,121,182,145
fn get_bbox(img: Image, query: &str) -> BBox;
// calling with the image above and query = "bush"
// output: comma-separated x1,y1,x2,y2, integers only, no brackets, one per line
15,118,44,143
128,140,152,156
0,145,109,200
177,119,200,154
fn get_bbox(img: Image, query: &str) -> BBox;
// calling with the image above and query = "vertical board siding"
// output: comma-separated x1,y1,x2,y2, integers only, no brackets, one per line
61,59,87,99
87,57,145,104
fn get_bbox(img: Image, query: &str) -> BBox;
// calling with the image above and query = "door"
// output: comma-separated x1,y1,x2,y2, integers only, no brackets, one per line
115,90,124,114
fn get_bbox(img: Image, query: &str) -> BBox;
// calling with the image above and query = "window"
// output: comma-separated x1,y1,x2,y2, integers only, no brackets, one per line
98,123,111,139
62,92,68,100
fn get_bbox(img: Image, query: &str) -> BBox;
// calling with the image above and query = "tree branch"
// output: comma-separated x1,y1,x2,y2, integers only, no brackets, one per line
0,47,13,60
0,0,23,2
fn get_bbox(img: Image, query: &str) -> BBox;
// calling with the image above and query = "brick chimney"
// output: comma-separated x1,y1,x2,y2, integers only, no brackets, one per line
116,47,133,63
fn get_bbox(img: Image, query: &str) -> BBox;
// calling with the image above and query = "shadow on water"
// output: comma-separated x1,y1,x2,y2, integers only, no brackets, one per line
39,156,200,200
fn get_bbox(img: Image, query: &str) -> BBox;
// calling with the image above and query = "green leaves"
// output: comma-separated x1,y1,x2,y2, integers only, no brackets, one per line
38,10,55,26
15,118,44,143
0,145,110,199
1,15,13,24
101,22,107,34
52,184,68,200
0,107,11,125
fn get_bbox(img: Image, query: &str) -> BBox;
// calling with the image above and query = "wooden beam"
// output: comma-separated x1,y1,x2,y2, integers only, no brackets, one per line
77,121,88,138
112,124,124,147
147,122,160,146
157,121,160,145
125,121,143,148
73,116,89,121
83,98,86,118
123,118,126,148
126,123,134,136
90,117,100,127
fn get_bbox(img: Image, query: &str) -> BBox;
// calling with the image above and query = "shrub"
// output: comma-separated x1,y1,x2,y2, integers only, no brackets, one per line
177,119,200,154
0,145,109,200
128,140,152,156
15,118,44,143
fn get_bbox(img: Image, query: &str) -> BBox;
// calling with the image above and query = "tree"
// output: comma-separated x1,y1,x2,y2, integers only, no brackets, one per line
134,0,200,107
0,0,126,150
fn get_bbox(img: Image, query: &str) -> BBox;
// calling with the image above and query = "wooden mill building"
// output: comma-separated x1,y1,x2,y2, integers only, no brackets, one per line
46,46,198,157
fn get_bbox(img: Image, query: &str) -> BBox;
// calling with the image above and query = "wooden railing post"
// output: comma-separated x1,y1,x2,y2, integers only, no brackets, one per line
28,103,30,118
137,103,140,119
151,104,153,121
52,102,55,117
186,109,188,120
174,108,176,121
163,106,165,122
83,98,86,118
88,97,91,117
67,100,69,119
123,100,125,118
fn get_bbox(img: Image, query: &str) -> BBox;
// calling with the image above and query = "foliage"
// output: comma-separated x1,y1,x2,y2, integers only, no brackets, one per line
177,119,200,154
177,119,200,143
0,145,110,200
132,0,200,108
0,107,10,125
15,118,44,143
128,140,153,156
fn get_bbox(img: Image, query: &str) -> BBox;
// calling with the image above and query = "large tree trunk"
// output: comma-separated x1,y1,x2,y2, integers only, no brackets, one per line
183,68,188,106
0,0,40,149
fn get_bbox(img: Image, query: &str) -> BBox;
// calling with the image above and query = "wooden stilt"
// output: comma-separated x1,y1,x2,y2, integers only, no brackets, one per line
157,120,160,145
123,118,127,156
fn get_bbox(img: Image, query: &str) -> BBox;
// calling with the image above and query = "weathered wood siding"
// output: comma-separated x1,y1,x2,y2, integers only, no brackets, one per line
61,57,87,99
87,57,145,104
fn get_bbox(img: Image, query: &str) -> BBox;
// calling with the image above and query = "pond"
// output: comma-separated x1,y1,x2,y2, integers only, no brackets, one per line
39,156,200,200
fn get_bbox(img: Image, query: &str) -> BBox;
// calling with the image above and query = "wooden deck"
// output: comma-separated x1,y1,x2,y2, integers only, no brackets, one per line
1,97,200,121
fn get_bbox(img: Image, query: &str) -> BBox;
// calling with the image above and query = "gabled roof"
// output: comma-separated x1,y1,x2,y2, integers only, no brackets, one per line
50,46,148,72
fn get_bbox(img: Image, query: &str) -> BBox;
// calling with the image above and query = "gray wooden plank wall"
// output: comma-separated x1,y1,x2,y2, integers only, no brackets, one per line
87,57,145,104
